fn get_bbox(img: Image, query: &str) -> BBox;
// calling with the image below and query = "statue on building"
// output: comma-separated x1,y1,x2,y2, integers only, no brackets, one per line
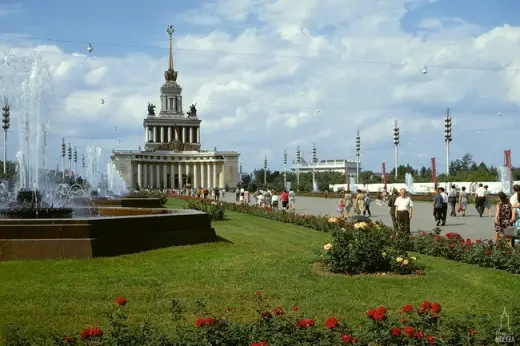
147,103,156,116
187,103,197,117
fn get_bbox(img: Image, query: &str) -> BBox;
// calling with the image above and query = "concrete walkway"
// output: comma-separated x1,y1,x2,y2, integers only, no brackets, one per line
223,194,495,240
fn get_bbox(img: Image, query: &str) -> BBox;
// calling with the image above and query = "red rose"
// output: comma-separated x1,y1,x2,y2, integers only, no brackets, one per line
403,326,414,336
476,239,482,244
390,326,401,337
114,296,128,306
251,341,268,346
449,244,455,249
291,306,299,312
273,307,284,316
194,318,206,328
420,301,431,310
64,336,71,344
401,304,413,313
470,329,478,336
426,335,436,344
80,327,103,340
261,311,272,320
204,317,215,326
297,319,315,328
400,318,408,324
324,316,338,329
414,331,424,339
255,290,262,296
431,303,441,314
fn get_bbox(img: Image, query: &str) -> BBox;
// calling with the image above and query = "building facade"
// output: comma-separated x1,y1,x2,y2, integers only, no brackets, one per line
111,25,239,190
291,159,358,174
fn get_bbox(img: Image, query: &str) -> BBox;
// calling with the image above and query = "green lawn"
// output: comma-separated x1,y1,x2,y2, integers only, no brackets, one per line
0,198,517,333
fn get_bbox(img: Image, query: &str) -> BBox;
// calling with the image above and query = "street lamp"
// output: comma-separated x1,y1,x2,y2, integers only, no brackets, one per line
355,130,361,182
61,138,66,180
67,143,72,175
312,142,317,191
283,150,287,189
393,120,399,179
82,153,85,171
239,163,242,184
73,147,78,176
444,108,452,177
296,146,301,191
2,100,10,175
263,156,267,186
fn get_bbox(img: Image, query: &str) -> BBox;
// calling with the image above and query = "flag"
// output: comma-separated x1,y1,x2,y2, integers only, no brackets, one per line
431,158,436,183
381,162,387,189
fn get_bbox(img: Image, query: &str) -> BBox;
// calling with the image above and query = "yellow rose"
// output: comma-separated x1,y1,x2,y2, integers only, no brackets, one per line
403,259,409,265
396,257,403,263
411,257,417,261
382,252,387,257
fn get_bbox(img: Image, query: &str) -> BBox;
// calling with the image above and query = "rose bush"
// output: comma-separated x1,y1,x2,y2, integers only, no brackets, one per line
321,220,424,275
184,198,226,220
127,190,168,205
410,231,520,274
4,294,517,345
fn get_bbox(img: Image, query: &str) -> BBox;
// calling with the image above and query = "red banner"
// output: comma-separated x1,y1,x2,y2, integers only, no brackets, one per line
381,162,387,189
505,150,512,169
431,157,436,183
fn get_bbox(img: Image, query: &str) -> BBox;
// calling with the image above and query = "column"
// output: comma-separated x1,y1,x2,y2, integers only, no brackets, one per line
152,127,157,142
207,162,211,188
193,162,198,188
219,164,225,188
148,164,153,188
142,163,147,188
213,162,217,189
160,127,164,143
182,127,187,143
175,127,179,140
196,128,200,143
185,163,190,187
178,162,183,188
201,162,205,188
163,164,167,189
137,163,142,188
167,127,172,142
144,127,148,143
189,127,193,143
154,164,159,189
170,163,175,189
179,96,183,113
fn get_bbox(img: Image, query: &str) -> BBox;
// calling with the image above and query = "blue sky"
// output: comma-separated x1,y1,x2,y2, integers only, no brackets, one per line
1,0,519,174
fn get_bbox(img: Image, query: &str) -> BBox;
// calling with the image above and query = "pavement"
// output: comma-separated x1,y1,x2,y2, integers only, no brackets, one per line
222,194,495,240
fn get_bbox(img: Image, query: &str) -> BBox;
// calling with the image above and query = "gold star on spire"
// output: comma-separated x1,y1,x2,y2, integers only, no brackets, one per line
164,24,178,82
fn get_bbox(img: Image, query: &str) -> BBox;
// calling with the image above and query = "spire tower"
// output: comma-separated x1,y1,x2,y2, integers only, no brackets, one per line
164,24,178,82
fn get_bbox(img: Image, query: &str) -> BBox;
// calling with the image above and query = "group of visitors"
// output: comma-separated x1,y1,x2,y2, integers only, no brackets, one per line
337,189,373,218
235,187,296,211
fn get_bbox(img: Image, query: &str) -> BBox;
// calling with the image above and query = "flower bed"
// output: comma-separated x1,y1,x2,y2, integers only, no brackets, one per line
4,294,515,345
410,232,520,274
185,199,227,220
320,221,424,275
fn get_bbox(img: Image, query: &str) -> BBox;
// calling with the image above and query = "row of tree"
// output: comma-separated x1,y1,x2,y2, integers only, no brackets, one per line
242,153,520,192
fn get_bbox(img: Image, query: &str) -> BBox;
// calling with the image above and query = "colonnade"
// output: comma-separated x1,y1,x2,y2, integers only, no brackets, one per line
145,125,200,144
135,160,223,189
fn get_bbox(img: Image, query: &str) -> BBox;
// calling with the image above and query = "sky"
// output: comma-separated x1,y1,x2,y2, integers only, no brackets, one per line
0,0,519,175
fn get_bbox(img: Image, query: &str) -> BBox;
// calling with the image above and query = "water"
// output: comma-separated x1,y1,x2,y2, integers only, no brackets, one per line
106,162,127,196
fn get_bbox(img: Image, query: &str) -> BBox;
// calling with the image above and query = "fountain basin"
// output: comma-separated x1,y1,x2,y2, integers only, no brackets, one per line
0,207,74,219
0,207,217,261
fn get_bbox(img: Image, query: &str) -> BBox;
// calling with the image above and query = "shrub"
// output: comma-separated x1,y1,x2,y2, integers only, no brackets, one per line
322,221,423,275
410,231,520,274
185,199,226,220
127,191,168,205
4,294,517,345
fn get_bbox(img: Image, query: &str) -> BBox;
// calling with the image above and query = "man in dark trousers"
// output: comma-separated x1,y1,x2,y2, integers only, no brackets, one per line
439,187,448,226
394,188,414,235
388,188,399,231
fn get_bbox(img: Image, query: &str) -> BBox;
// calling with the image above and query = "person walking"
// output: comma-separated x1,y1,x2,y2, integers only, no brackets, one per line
448,185,457,216
363,192,372,217
394,188,413,235
439,187,448,226
387,188,399,231
494,191,512,241
433,189,443,226
483,185,492,217
475,183,486,217
343,189,353,219
459,186,469,216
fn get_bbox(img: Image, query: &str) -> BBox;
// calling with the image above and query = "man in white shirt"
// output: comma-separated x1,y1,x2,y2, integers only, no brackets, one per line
394,188,414,235
475,183,486,217
510,184,520,207
448,185,458,216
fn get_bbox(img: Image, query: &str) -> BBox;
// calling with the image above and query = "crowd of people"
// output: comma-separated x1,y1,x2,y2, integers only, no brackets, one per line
234,187,297,211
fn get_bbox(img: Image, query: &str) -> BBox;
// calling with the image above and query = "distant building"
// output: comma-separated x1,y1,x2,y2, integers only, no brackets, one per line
111,26,239,189
291,159,358,174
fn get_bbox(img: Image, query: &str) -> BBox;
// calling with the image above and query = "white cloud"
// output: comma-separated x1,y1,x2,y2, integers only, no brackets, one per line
1,0,519,174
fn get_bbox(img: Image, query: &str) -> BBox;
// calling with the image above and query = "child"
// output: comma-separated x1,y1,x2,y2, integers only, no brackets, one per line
337,199,345,217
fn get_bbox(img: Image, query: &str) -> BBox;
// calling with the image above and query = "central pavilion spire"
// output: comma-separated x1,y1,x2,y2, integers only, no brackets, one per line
164,24,178,82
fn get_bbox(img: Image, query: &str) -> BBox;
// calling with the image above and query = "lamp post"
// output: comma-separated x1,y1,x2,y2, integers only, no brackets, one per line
2,100,9,175
67,143,72,176
312,142,317,191
239,163,243,184
263,156,267,186
393,120,399,179
444,108,452,177
355,130,361,182
283,150,287,189
73,147,78,176
296,146,301,191
81,153,85,173
61,139,66,180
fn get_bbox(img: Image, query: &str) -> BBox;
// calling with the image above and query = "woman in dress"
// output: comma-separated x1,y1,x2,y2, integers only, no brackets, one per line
288,189,296,212
356,190,366,215
458,186,469,216
343,190,353,219
494,192,512,241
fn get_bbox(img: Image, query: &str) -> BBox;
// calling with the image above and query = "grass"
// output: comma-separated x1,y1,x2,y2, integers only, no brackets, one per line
0,198,518,334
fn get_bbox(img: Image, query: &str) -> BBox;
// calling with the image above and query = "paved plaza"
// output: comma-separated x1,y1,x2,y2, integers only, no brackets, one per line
223,194,495,240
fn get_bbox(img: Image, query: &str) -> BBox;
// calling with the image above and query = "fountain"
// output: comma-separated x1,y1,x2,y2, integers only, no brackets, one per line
0,49,216,261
